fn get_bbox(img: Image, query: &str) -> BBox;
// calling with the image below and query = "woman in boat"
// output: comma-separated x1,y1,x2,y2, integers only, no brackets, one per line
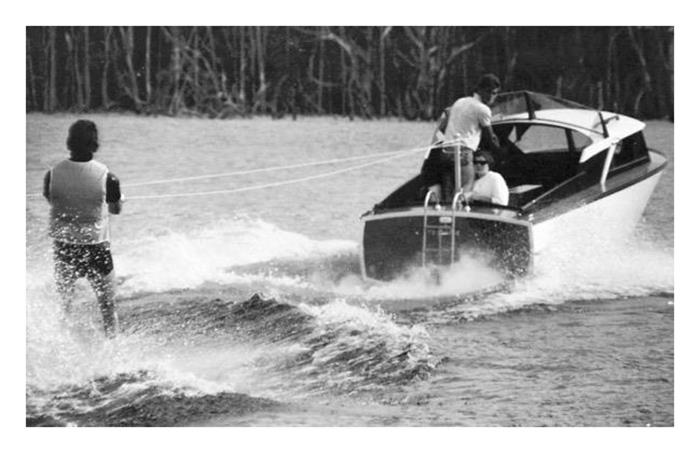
466,150,509,206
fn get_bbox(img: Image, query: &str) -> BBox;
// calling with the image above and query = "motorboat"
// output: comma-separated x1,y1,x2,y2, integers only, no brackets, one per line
360,91,667,281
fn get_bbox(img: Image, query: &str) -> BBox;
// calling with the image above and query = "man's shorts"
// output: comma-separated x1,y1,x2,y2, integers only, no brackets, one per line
453,145,474,166
53,241,114,278
439,144,473,165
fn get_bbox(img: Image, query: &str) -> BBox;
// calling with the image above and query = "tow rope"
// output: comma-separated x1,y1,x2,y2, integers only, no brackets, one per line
27,140,462,201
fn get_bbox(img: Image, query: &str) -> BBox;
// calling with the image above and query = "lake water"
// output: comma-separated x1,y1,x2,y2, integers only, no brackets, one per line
25,114,674,426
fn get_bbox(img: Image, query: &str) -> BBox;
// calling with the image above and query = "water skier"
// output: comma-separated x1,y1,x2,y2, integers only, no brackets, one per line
43,120,123,337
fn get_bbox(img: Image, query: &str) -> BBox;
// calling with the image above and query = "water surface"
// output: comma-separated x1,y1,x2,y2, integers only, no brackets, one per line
26,114,674,426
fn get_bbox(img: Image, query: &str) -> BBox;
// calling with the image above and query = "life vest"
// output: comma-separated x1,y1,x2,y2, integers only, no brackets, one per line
49,159,110,244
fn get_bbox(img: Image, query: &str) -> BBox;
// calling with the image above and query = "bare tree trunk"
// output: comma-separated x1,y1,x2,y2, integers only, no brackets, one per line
325,27,373,119
667,29,674,120
433,27,450,115
192,31,201,109
204,26,223,94
47,26,57,112
318,27,325,113
339,28,347,117
654,27,673,119
247,27,255,97
462,47,469,97
596,81,604,110
200,26,229,116
253,26,267,112
405,26,464,119
221,27,238,100
605,28,619,111
405,26,428,118
166,26,183,115
555,75,563,97
317,27,369,116
613,30,621,112
27,33,38,110
101,27,113,109
145,26,152,104
42,28,49,111
627,26,652,116
378,27,389,116
65,28,84,109
239,27,246,107
119,26,143,110
502,27,518,89
83,27,91,110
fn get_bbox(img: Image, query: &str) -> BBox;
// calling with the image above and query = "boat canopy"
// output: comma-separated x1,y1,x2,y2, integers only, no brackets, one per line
491,91,593,119
491,91,644,143
371,91,653,215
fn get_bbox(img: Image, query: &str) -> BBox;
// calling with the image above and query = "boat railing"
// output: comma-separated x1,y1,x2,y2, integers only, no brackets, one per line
421,190,442,267
423,189,441,210
450,190,469,264
600,140,620,191
451,190,468,211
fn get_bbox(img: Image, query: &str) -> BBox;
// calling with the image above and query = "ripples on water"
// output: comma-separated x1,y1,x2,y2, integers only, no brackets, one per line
25,116,674,426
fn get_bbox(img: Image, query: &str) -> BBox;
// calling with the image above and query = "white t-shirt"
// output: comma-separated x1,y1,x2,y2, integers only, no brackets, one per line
443,93,492,150
473,171,509,205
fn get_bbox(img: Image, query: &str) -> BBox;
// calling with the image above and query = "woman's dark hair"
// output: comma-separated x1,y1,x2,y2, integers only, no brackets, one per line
66,120,99,156
474,150,495,167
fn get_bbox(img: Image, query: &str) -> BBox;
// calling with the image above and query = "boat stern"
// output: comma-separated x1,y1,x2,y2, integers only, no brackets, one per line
361,208,533,281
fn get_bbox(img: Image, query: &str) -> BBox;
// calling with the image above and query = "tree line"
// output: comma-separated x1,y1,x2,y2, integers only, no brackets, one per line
26,26,674,120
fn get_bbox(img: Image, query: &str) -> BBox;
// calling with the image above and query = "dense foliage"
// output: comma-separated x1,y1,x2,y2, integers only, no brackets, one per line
26,26,674,120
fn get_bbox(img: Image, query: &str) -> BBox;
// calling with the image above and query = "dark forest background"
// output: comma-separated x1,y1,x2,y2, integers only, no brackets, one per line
26,26,674,121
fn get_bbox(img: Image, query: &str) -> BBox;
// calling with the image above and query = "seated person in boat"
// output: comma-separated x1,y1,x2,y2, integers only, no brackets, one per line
421,73,502,202
465,150,509,206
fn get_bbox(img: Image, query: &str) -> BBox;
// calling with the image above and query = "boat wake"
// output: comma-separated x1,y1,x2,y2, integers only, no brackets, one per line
26,216,672,425
111,218,511,310
26,369,281,427
427,226,674,322
115,217,357,294
107,217,672,308
27,285,436,426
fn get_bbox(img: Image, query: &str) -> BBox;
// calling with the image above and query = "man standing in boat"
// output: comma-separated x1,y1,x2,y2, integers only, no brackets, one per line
423,73,502,201
43,120,123,337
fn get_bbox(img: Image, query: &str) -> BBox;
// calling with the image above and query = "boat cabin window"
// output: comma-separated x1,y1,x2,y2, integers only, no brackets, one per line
493,123,592,189
611,132,650,170
508,124,568,153
505,124,592,154
570,129,593,152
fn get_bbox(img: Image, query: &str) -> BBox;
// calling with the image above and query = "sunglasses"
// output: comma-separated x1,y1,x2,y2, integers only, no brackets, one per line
474,160,488,165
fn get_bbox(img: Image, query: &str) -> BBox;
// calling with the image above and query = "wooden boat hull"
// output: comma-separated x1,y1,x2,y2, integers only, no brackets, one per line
361,209,533,281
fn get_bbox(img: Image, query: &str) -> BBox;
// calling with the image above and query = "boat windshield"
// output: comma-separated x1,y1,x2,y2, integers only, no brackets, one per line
491,91,593,119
